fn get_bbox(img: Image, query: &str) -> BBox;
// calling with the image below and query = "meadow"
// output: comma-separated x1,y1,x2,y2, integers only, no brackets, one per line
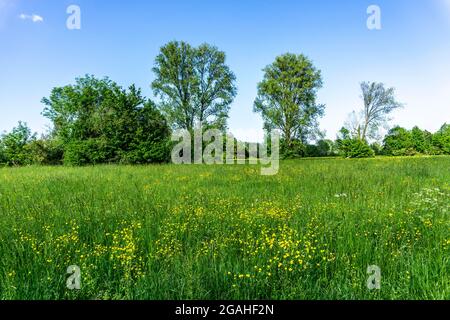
0,157,449,300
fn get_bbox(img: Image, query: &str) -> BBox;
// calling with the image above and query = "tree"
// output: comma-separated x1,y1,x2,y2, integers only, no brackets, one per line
0,139,5,164
382,126,414,156
352,82,403,141
411,126,432,154
253,53,325,152
335,127,374,158
1,122,36,166
305,139,336,157
382,124,449,156
152,41,196,131
193,44,237,130
432,123,450,154
27,136,64,165
152,41,237,131
42,75,171,165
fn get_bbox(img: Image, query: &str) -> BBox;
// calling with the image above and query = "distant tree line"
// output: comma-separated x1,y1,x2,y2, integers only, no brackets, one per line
0,41,449,166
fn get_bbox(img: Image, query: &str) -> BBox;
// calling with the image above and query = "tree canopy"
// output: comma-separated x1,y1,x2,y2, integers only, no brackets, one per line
152,41,237,131
41,75,171,165
0,122,36,166
253,53,325,151
348,82,403,141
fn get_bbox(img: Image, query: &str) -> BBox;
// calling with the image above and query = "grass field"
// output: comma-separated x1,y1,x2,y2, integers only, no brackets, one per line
0,157,449,300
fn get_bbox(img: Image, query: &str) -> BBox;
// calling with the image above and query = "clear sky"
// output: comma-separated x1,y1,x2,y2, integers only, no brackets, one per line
1,0,449,142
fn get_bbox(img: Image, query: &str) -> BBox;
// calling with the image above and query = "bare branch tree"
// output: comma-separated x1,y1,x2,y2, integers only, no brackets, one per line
356,82,403,141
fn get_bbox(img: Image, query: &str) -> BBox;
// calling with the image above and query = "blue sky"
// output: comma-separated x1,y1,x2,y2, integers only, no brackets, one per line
1,0,449,142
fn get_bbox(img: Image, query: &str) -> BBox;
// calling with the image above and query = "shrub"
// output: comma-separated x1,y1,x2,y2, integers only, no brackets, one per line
27,138,64,165
64,138,112,166
432,124,450,155
42,76,172,165
0,122,36,166
338,138,375,158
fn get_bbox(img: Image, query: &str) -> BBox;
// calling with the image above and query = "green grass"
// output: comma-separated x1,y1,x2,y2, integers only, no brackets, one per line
0,156,449,300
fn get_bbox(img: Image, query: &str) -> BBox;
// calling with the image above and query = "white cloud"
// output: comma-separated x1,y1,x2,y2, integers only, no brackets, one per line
19,13,44,23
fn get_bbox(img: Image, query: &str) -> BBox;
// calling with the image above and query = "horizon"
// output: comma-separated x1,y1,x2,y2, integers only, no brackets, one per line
1,0,449,142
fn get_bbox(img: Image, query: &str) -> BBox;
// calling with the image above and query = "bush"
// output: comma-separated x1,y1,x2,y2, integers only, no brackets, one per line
338,138,375,158
42,76,172,165
27,138,64,165
64,138,112,166
432,124,450,155
0,122,36,166
370,142,383,156
0,140,6,165
391,148,420,157
382,124,450,156
280,140,306,159
304,140,336,157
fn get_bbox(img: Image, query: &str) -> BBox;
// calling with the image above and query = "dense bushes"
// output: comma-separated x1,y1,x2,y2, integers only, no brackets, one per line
431,124,450,155
0,122,37,166
1,121,449,165
1,74,449,165
328,124,450,159
41,76,171,165
0,76,171,167
337,139,375,159
27,137,64,165
334,127,374,158
383,124,450,156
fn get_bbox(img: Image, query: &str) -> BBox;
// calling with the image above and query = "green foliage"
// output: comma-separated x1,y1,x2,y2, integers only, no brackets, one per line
383,126,414,156
280,139,306,159
382,124,449,156
0,122,36,166
305,139,336,157
357,82,403,141
336,128,374,158
27,137,64,165
370,142,383,156
432,123,450,155
411,126,432,154
63,138,111,166
338,138,375,158
253,53,325,151
0,140,5,165
152,41,237,131
42,75,171,165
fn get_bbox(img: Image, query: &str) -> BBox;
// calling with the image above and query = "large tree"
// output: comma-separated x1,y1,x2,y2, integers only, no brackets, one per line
351,82,403,141
42,75,171,165
0,122,36,166
152,41,237,131
253,53,325,150
432,123,450,154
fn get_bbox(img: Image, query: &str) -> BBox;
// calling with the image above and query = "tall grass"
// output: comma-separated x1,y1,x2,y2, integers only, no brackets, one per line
0,156,448,299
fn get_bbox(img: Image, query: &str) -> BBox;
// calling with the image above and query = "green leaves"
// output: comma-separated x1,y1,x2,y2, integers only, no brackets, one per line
253,53,324,151
152,41,237,131
383,124,450,156
0,122,36,166
41,75,171,165
359,82,403,141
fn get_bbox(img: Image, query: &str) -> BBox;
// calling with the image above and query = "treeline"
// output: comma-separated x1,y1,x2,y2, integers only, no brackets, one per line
0,77,171,166
1,41,449,166
275,123,450,159
2,120,448,166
